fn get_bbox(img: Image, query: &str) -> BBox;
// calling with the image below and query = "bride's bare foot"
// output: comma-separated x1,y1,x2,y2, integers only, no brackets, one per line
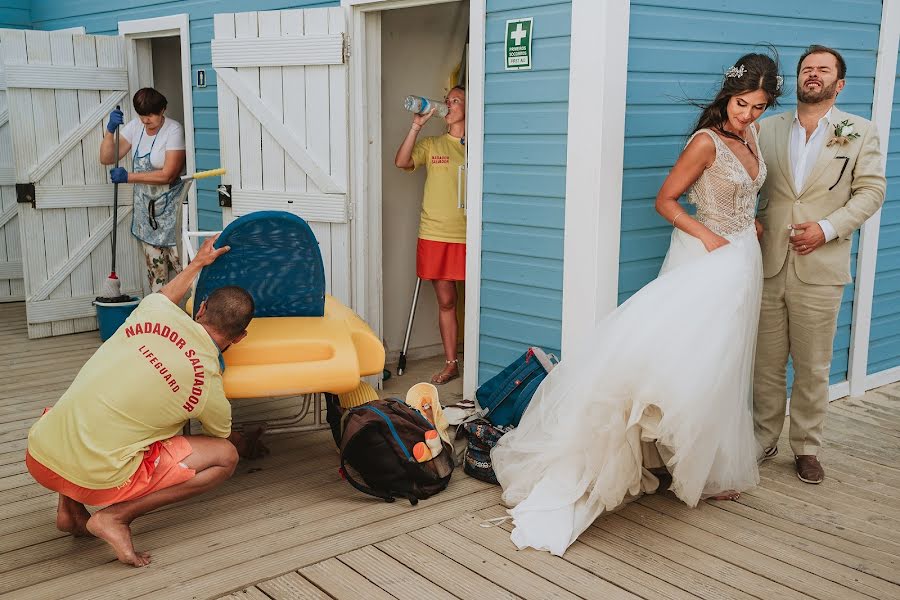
709,490,741,501
56,496,92,537
86,509,151,567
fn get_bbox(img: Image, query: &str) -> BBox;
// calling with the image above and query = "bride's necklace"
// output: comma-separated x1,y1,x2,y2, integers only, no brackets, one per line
715,127,756,159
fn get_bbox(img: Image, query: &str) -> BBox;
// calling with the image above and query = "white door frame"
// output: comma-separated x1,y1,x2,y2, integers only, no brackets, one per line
117,14,198,240
343,0,485,397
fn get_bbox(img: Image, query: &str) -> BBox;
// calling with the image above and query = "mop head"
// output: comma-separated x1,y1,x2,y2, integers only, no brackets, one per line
96,274,131,304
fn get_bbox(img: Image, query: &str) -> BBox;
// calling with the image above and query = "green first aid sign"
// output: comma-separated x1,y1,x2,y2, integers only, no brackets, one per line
505,18,533,71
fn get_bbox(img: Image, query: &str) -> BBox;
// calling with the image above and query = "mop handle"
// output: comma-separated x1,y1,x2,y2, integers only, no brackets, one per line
110,105,121,276
181,167,226,181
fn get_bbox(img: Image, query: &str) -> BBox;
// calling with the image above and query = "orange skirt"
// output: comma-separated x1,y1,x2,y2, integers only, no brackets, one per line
416,238,466,281
25,436,195,506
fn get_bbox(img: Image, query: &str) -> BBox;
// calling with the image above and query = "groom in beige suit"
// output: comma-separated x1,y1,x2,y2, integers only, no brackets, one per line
755,45,885,484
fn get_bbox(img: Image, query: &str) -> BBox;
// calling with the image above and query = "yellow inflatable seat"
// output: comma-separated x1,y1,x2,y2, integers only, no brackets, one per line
223,295,384,398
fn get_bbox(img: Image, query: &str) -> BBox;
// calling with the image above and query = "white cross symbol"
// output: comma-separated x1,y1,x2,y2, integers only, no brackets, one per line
511,23,527,45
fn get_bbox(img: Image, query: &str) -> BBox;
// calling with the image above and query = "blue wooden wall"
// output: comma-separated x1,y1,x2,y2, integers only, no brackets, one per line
477,0,570,382
0,1,31,29
30,0,337,231
621,0,882,386
868,45,900,376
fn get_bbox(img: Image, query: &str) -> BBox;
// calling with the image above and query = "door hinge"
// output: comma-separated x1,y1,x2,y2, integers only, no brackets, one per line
217,184,232,208
16,183,35,208
347,201,354,221
343,34,350,62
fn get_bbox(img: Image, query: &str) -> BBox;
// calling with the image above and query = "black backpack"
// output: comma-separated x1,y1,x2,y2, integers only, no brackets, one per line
333,397,454,505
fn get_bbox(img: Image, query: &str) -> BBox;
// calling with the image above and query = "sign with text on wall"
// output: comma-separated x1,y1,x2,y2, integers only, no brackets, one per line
505,18,533,71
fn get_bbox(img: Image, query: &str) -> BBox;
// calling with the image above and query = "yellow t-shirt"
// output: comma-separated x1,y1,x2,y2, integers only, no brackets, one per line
409,134,467,243
27,293,231,489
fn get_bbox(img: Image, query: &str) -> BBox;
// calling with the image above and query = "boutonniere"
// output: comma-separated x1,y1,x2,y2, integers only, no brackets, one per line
827,119,860,146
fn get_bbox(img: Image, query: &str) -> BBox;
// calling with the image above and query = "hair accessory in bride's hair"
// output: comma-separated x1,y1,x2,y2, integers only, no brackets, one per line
775,75,784,90
725,65,746,79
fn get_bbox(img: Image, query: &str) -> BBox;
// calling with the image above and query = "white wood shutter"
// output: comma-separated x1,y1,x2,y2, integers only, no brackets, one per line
0,56,23,303
1,30,143,339
213,8,351,305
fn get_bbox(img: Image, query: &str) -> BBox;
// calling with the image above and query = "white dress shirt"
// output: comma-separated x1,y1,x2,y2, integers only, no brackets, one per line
789,108,838,242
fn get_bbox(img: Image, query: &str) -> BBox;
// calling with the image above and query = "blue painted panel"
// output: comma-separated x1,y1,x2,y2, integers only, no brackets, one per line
31,0,339,230
868,53,900,376
0,3,31,29
622,0,881,389
479,0,570,384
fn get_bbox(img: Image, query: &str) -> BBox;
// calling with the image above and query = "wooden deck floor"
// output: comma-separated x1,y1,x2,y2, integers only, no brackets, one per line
1,301,899,600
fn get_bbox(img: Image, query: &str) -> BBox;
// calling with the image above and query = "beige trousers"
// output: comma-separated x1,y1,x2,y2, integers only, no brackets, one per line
753,251,844,456
142,242,182,293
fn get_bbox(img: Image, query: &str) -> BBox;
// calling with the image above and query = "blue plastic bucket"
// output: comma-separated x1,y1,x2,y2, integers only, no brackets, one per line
94,297,141,341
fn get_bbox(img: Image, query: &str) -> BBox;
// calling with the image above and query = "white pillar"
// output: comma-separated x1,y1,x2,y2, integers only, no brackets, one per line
847,2,900,398
560,0,631,353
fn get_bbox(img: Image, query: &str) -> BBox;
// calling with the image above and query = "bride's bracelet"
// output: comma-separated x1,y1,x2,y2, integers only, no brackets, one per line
672,212,688,228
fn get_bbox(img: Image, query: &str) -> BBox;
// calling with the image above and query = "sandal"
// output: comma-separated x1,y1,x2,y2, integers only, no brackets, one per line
431,359,460,386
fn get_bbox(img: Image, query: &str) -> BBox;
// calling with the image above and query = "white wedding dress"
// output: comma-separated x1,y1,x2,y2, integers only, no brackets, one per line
491,127,765,556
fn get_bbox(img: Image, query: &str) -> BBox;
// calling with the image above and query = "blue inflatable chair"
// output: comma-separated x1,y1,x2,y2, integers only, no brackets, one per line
192,211,384,432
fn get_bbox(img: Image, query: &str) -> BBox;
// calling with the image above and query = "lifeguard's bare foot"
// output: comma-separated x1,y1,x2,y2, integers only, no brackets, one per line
56,496,92,537
709,490,741,501
86,509,151,567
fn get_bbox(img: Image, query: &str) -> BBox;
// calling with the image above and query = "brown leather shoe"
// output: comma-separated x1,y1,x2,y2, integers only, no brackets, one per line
795,455,824,484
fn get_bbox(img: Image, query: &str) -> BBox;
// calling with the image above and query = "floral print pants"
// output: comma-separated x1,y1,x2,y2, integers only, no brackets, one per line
142,242,182,293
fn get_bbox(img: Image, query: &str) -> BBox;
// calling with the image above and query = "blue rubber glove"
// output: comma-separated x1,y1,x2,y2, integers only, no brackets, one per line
110,167,128,184
106,108,124,134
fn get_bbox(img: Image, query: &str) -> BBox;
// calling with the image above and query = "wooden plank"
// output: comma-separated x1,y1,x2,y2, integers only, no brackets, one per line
230,190,347,222
215,13,241,224
3,29,50,339
211,35,344,67
596,510,816,600
337,545,458,600
410,523,582,600
25,31,74,339
74,34,113,307
34,185,134,209
257,10,286,237
300,558,395,600
376,534,520,600
216,587,271,600
3,64,128,91
256,572,330,600
303,9,333,297
640,493,900,598
327,7,350,306
734,486,900,560
13,478,494,599
97,34,142,297
50,32,94,335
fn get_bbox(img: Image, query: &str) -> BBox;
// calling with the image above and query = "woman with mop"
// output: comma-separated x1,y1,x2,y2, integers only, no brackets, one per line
101,87,186,292
395,86,467,386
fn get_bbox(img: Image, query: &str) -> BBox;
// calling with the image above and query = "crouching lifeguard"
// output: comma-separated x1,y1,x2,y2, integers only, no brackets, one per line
25,236,264,567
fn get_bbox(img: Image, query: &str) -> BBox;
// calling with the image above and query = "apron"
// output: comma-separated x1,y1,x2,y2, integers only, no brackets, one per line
131,127,184,247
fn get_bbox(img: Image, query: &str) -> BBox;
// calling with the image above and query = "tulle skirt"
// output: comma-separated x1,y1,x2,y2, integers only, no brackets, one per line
491,226,763,556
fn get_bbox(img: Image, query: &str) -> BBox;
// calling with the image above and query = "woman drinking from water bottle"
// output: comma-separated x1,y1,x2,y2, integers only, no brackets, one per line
395,86,466,385
100,88,186,292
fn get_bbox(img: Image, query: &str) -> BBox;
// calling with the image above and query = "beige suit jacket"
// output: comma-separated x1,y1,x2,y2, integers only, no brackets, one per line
757,108,886,285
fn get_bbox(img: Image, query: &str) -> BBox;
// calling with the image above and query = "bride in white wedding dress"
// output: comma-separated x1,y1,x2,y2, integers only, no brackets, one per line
491,53,783,556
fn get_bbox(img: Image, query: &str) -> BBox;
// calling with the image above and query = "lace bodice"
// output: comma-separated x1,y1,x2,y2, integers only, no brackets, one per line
686,127,766,236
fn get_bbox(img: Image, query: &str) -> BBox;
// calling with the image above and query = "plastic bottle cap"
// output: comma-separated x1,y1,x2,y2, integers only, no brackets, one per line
413,442,432,462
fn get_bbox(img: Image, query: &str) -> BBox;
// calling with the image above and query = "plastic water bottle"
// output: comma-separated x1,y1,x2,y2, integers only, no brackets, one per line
403,95,448,118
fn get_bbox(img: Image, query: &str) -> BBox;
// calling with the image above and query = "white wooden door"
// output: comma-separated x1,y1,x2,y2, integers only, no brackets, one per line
0,57,23,303
2,30,143,338
212,8,351,305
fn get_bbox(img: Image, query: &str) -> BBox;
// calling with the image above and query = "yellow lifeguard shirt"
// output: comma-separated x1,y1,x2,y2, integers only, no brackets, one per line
26,293,231,489
409,134,467,243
